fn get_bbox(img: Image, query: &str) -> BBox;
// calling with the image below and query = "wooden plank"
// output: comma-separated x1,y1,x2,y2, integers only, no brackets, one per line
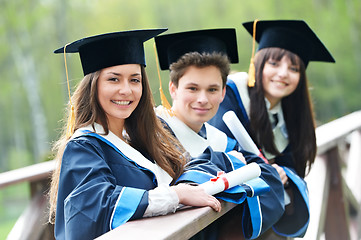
316,111,361,155
344,130,361,239
299,154,330,240
345,130,361,203
0,160,55,189
7,191,51,240
324,147,350,240
96,200,237,240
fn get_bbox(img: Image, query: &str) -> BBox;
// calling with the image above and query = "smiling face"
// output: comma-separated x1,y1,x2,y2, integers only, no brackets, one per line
169,65,225,133
262,55,301,109
97,64,142,135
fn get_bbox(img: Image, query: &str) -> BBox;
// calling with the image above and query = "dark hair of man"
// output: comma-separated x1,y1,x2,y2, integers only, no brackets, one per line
169,52,230,88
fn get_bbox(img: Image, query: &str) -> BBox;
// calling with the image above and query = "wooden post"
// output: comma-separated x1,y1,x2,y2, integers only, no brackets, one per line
324,147,350,240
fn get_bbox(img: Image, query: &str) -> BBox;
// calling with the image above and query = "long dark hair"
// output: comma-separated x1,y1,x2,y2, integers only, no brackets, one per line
248,48,316,178
49,65,186,223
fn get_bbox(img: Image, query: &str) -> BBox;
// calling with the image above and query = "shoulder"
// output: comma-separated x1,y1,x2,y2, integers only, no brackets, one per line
228,72,249,87
227,72,251,115
65,135,106,156
227,72,248,95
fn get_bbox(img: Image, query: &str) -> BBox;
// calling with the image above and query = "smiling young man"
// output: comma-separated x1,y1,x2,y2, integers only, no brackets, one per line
154,29,285,239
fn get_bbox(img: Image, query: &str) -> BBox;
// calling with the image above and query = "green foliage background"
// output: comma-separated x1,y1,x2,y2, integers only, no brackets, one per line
0,0,360,237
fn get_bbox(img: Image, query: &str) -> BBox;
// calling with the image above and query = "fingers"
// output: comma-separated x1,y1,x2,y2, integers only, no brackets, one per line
272,164,289,185
173,184,222,212
228,150,247,164
208,195,221,212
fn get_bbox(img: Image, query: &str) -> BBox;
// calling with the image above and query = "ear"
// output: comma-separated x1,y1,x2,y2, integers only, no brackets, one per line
220,86,226,102
169,81,177,100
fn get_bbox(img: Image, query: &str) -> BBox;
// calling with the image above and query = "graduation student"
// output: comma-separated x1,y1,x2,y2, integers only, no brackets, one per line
154,29,285,239
48,29,227,240
208,20,335,238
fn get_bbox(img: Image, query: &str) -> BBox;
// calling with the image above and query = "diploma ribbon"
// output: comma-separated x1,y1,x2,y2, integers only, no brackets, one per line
210,171,229,191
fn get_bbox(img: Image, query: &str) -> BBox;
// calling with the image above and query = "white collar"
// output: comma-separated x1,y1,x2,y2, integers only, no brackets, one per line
265,98,282,115
73,123,173,185
155,106,228,157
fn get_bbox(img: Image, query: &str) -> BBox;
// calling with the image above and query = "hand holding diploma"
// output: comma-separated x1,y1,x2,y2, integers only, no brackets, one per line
222,111,268,163
200,162,261,195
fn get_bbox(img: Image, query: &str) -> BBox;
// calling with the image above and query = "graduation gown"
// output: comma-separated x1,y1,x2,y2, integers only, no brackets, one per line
156,107,284,239
208,72,310,238
55,123,256,239
54,123,176,240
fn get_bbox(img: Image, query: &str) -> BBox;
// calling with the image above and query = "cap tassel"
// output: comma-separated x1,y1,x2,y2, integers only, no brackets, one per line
248,19,259,87
153,42,174,115
63,43,75,139
248,58,256,87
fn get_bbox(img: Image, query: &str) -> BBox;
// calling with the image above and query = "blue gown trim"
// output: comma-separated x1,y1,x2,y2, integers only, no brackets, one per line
245,178,270,197
227,79,250,125
272,167,310,237
110,187,146,229
226,153,246,170
242,178,270,239
80,130,158,185
225,137,238,153
244,196,262,239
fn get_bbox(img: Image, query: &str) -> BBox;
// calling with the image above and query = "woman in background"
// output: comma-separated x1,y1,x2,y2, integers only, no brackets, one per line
209,19,335,238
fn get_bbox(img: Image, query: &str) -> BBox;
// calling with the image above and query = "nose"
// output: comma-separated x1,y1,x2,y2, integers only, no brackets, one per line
197,91,208,105
118,81,132,95
277,63,289,78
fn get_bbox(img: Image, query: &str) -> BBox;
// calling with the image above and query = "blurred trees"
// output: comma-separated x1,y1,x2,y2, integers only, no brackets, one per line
0,0,360,171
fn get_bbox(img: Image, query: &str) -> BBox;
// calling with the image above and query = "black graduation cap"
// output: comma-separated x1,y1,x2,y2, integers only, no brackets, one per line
242,20,335,67
54,28,167,75
155,28,239,70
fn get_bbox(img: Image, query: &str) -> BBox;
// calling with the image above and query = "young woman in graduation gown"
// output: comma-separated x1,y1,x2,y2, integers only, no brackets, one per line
209,20,335,238
48,29,224,240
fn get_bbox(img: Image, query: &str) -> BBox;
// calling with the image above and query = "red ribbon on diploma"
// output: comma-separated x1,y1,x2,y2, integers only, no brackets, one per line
210,171,230,191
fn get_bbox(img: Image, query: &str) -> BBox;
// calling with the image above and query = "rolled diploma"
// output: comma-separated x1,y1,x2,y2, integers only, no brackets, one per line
223,111,268,163
200,162,261,195
223,111,290,204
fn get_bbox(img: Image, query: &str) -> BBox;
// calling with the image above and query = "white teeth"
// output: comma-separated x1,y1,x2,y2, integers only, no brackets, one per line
112,100,130,105
273,81,287,86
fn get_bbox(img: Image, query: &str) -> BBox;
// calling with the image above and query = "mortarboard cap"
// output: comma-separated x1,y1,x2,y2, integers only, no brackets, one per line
54,28,167,75
242,20,335,67
155,28,239,70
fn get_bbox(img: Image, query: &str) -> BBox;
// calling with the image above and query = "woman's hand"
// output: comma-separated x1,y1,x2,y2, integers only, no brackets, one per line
172,183,221,212
272,163,288,185
227,150,247,164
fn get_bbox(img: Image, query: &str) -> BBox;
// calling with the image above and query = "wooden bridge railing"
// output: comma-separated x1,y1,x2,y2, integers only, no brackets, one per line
1,110,361,240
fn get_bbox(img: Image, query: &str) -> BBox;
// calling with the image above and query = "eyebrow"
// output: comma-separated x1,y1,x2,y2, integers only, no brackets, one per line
185,82,222,88
106,72,141,77
208,84,221,88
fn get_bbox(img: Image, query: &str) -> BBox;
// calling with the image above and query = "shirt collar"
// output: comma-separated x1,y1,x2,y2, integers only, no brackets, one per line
265,98,282,115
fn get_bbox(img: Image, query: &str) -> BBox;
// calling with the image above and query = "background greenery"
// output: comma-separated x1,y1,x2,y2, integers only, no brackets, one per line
1,0,360,237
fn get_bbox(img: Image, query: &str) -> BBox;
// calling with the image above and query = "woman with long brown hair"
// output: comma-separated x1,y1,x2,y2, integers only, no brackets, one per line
49,29,221,240
209,20,335,238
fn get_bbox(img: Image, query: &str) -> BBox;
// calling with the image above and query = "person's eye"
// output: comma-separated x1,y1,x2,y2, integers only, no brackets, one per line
108,77,118,82
188,87,197,91
268,60,278,66
209,88,218,92
131,78,141,83
290,66,299,72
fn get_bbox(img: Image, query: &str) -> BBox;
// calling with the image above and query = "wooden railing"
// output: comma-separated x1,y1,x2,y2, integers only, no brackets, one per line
1,110,361,240
0,160,55,240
